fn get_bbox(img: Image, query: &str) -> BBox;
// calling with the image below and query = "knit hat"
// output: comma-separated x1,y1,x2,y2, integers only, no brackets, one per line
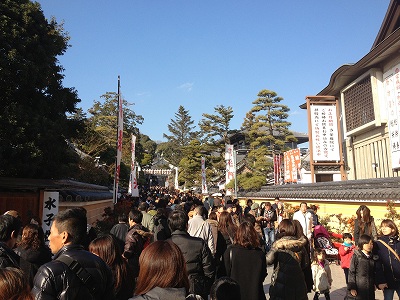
251,203,259,210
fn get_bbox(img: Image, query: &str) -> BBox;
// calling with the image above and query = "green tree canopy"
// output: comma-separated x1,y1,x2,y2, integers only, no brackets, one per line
0,0,82,178
72,92,143,186
199,105,234,145
161,105,195,166
239,89,296,189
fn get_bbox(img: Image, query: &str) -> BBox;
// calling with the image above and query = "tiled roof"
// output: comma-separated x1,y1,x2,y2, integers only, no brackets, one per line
241,177,400,203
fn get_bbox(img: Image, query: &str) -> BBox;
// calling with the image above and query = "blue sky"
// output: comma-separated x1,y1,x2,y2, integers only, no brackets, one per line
36,0,390,142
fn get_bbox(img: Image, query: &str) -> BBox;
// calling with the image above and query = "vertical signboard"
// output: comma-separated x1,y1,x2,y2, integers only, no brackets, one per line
201,157,208,194
284,149,301,183
225,145,235,186
42,191,59,242
310,105,340,161
273,154,282,185
383,65,400,169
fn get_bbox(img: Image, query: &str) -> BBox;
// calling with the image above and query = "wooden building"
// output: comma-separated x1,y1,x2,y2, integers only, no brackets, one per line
301,0,400,181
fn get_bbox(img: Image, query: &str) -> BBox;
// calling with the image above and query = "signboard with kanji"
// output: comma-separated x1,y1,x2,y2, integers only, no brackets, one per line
383,64,400,169
310,105,340,161
42,191,59,242
284,148,301,183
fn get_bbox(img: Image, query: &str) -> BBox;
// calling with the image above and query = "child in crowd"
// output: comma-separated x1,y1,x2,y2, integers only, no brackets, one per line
311,248,332,300
338,232,355,284
347,234,376,299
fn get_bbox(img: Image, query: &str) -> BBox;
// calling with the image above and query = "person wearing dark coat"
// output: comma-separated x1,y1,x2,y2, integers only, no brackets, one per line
266,219,309,300
293,219,313,293
168,210,215,300
32,208,115,300
0,214,21,269
353,205,377,245
152,208,171,241
110,213,129,252
347,234,377,300
224,222,267,300
123,209,153,278
373,219,400,300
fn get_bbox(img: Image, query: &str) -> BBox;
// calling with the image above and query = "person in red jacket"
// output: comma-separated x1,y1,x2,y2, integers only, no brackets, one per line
338,232,356,284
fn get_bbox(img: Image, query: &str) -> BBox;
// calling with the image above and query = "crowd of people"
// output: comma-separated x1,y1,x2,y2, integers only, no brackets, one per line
0,187,399,300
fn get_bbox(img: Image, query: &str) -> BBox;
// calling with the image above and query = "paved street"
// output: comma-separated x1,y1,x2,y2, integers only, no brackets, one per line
263,263,389,300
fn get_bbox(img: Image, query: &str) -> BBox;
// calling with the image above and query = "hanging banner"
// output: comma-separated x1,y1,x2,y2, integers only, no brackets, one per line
310,105,340,161
225,144,235,186
273,154,282,185
284,148,301,183
201,157,208,194
384,64,400,169
128,134,139,197
42,191,59,242
113,77,124,203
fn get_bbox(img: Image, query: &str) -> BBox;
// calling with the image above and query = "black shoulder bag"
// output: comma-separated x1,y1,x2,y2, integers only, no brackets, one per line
57,255,96,295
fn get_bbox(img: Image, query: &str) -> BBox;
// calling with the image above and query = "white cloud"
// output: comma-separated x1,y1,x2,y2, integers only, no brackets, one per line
136,91,150,97
178,82,194,92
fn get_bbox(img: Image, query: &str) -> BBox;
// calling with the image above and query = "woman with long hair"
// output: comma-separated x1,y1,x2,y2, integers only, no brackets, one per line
14,224,51,288
0,267,33,300
215,211,238,278
373,219,400,300
266,219,309,300
130,240,189,299
224,222,266,300
354,205,377,245
89,234,134,300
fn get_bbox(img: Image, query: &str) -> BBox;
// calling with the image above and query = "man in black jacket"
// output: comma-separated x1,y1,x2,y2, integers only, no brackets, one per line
168,209,215,300
0,213,21,268
32,208,115,300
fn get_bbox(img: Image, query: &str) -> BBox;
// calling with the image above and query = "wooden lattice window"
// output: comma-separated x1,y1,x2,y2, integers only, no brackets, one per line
343,76,375,132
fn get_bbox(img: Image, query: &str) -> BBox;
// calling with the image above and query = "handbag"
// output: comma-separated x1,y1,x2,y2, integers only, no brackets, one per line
377,239,400,261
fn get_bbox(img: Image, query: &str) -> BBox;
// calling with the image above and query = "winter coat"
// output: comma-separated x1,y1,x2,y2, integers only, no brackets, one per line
353,218,377,245
339,243,356,269
14,245,52,287
206,219,218,254
110,222,129,252
373,235,400,290
153,214,171,241
141,211,154,232
0,241,20,268
188,215,215,255
32,244,115,300
168,230,215,299
129,287,186,300
215,228,235,278
123,224,153,277
260,208,277,229
224,244,267,300
266,236,309,300
347,249,377,300
311,259,332,293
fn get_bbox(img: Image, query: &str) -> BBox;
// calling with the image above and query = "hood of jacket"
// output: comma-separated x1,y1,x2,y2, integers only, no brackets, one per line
129,224,154,239
272,235,307,252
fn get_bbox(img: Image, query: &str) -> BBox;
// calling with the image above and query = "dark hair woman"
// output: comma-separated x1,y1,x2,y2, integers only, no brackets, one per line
266,219,309,300
14,224,52,288
130,240,189,299
373,219,400,300
354,205,377,245
215,211,238,278
224,222,266,300
89,234,134,300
